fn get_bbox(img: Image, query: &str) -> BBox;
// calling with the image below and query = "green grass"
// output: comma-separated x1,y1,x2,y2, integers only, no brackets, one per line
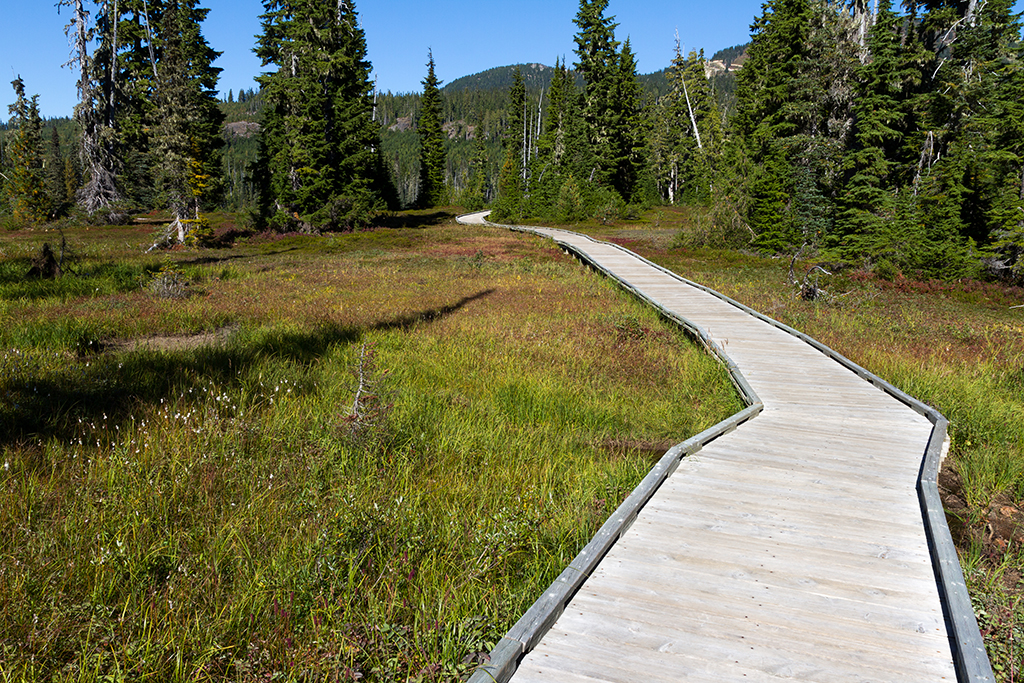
0,216,741,681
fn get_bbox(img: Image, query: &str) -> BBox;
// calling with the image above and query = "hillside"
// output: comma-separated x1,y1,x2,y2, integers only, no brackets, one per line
444,63,575,92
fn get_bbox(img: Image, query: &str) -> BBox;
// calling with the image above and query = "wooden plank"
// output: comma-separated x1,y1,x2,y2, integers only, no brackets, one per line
542,592,952,673
588,535,940,612
568,560,950,648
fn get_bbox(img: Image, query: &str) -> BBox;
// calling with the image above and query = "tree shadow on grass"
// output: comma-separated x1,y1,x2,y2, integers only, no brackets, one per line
371,211,454,230
173,246,300,267
0,289,495,449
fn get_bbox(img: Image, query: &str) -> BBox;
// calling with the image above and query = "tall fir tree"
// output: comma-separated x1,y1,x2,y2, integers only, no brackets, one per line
46,126,68,218
651,45,724,205
255,0,394,231
730,0,858,252
731,0,812,250
964,0,1024,279
151,0,224,243
492,67,526,222
416,50,448,208
609,37,647,203
91,0,163,207
535,57,593,221
573,0,621,194
462,124,489,211
834,0,924,260
911,0,1024,275
5,78,48,224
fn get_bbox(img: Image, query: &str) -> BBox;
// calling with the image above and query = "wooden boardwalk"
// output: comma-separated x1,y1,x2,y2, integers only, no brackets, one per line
458,213,992,683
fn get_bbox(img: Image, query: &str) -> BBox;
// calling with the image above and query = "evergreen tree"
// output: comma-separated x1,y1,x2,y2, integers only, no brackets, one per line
63,152,81,207
462,126,489,211
491,67,526,222
609,37,646,203
573,0,642,201
255,0,394,231
151,0,224,243
46,126,68,217
535,58,593,220
730,0,858,252
731,0,812,250
834,0,924,260
574,0,619,186
912,0,1022,274
964,0,1024,279
5,78,48,223
91,0,163,207
417,50,448,208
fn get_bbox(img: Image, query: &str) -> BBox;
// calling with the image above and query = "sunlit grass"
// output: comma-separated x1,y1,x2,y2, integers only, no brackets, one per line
0,216,741,681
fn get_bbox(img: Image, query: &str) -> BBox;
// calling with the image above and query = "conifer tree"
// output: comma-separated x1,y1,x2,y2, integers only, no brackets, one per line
46,127,68,218
574,0,619,190
255,0,393,231
730,0,858,251
651,45,724,205
417,50,448,208
912,0,1022,274
963,0,1024,279
609,37,646,203
462,127,489,211
535,58,593,220
491,67,526,222
91,0,163,207
573,0,647,202
151,0,224,243
730,0,810,250
5,78,48,224
834,0,923,259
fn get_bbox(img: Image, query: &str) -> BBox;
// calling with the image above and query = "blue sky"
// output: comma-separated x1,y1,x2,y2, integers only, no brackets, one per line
0,0,766,120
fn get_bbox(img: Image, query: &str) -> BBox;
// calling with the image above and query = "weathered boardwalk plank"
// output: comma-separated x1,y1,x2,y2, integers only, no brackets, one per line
457,214,991,683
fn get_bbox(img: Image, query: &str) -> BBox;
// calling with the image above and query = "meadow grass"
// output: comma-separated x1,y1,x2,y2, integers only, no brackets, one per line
0,216,741,681
561,206,1024,680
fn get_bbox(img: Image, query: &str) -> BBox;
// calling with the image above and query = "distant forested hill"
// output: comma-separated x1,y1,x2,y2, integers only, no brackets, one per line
711,43,749,69
444,63,586,92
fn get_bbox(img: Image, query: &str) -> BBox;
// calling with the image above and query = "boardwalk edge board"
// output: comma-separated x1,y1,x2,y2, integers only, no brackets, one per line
456,213,993,683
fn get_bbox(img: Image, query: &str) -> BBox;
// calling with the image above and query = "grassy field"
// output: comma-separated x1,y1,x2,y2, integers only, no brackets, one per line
0,213,742,681
560,206,1024,680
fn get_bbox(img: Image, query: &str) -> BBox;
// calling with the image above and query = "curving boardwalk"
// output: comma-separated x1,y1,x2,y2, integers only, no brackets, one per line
458,212,992,683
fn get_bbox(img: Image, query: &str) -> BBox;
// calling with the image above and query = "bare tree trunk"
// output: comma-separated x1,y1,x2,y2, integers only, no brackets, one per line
669,162,676,204
680,74,703,151
141,0,159,82
109,0,118,126
913,131,936,196
60,0,121,213
535,87,544,162
522,99,529,181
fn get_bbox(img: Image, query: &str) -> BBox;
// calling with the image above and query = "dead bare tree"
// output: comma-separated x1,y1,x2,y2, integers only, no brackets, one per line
58,0,121,214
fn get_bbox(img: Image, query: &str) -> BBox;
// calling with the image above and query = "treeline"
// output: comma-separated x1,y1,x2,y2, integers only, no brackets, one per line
488,0,1024,282
4,0,1020,281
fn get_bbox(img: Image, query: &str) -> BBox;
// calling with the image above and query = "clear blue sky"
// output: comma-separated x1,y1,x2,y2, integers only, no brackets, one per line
0,0,766,120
